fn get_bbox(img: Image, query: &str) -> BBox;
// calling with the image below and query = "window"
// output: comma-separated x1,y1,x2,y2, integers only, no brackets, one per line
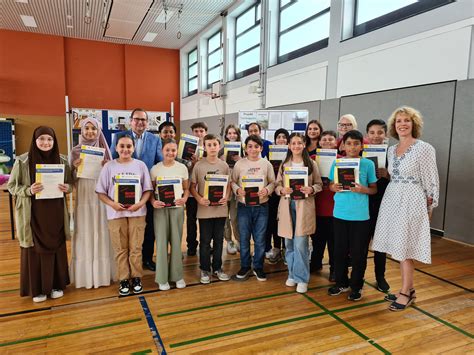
187,48,198,96
353,0,455,37
207,30,223,88
235,2,261,79
278,0,330,63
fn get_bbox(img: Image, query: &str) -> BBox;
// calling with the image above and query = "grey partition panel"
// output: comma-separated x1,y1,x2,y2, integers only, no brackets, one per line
444,80,474,244
339,81,456,231
319,98,341,133
181,113,239,138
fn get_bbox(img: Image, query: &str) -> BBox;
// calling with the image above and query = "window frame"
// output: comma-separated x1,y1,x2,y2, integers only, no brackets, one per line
234,1,261,80
187,47,198,96
353,0,455,37
207,29,223,89
277,0,330,64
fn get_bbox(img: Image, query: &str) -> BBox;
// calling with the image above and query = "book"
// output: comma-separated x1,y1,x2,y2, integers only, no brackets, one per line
223,142,242,168
284,166,308,200
77,145,105,179
113,174,141,207
362,144,388,169
35,164,65,199
178,133,200,161
269,145,288,176
241,175,264,206
334,158,360,191
204,174,229,206
315,148,337,178
155,177,183,207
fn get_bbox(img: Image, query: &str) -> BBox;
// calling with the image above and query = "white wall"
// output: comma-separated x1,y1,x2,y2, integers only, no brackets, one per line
180,0,474,122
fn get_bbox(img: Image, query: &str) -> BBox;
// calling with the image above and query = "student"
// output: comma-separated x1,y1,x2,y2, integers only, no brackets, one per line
232,135,275,281
305,120,323,159
366,119,390,292
185,121,208,256
150,139,189,291
190,134,231,284
158,121,177,140
247,122,272,159
220,124,243,255
276,133,323,293
328,130,377,301
311,130,338,281
70,118,115,289
8,126,73,302
96,135,153,296
265,128,289,263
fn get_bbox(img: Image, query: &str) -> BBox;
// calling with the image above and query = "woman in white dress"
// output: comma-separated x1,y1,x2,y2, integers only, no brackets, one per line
70,118,115,288
373,106,439,311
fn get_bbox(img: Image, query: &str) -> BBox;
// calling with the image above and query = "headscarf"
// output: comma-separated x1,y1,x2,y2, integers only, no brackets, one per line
70,118,112,164
28,126,60,184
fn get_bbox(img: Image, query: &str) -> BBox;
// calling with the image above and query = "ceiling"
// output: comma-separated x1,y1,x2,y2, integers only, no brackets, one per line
0,0,235,49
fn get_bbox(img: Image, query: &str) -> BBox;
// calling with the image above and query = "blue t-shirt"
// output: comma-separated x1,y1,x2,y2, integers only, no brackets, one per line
329,157,377,221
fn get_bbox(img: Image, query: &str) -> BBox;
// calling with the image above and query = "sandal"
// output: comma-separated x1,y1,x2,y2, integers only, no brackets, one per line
384,288,416,302
389,292,415,311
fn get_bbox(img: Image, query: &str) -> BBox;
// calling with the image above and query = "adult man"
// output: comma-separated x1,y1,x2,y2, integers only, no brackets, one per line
111,108,163,271
247,122,271,159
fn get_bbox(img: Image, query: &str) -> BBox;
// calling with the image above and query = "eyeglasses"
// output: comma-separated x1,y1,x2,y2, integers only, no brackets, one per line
132,117,148,123
338,123,353,128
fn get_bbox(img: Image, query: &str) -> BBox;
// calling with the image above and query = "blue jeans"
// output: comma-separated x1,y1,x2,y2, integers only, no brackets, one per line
237,202,268,270
285,200,310,283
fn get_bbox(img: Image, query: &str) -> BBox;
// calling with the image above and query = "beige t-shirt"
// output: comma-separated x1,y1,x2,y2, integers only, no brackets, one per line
191,159,230,219
150,161,188,208
231,157,275,204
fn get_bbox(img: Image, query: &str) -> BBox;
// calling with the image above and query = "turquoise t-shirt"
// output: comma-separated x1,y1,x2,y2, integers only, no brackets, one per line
328,157,377,221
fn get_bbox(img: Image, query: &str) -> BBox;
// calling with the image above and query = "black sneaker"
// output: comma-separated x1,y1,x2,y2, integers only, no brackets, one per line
119,279,130,296
348,289,363,301
328,285,350,296
132,277,143,294
253,268,267,281
376,278,390,292
236,267,251,279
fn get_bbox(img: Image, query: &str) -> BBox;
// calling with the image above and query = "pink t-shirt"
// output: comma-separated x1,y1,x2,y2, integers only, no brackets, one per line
96,159,153,220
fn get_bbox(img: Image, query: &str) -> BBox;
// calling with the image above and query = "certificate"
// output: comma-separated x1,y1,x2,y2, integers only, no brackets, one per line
223,142,241,168
363,144,388,169
114,174,141,207
241,175,264,206
155,177,183,207
77,145,105,179
178,134,199,161
35,164,65,199
334,158,360,191
204,174,229,206
283,166,308,200
269,145,288,175
315,149,338,178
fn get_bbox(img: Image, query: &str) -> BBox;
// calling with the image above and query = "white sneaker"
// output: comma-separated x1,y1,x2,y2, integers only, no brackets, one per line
50,289,64,299
175,279,186,289
159,282,170,291
33,294,47,303
214,269,230,281
296,283,308,294
226,241,237,255
285,278,296,287
200,271,211,284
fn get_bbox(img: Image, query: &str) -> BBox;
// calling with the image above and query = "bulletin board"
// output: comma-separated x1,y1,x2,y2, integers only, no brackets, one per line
238,110,309,142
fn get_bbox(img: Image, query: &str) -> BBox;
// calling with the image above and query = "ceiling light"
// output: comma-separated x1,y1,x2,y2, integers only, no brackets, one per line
67,25,73,29
20,15,37,27
15,0,29,3
155,9,174,23
143,32,158,42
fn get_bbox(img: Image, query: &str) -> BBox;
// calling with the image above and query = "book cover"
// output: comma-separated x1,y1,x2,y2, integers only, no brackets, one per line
203,174,228,206
270,160,282,176
338,168,355,190
182,141,197,161
366,156,378,169
244,186,260,206
283,166,308,199
114,174,141,206
289,178,305,200
117,185,136,207
178,134,199,161
157,184,175,207
226,150,240,168
362,144,388,169
208,185,224,206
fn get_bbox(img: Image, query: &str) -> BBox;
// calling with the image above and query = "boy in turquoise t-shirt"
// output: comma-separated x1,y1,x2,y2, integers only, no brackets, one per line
328,130,377,301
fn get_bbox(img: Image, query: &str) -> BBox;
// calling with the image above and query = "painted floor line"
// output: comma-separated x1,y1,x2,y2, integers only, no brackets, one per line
139,296,167,355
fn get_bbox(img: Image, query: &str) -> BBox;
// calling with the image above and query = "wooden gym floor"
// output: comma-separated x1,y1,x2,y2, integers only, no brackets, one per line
0,190,473,354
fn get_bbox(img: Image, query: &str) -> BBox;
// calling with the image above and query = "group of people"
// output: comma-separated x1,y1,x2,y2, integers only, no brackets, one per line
8,105,439,312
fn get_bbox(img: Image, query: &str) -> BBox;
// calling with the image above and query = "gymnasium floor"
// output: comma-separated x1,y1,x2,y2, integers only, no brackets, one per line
0,191,473,354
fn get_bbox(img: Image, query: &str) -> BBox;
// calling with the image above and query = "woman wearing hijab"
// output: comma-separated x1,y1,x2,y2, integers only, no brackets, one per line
69,118,115,289
8,126,73,303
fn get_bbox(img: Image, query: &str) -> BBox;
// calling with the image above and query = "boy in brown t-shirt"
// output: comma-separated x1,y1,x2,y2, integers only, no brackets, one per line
191,134,231,284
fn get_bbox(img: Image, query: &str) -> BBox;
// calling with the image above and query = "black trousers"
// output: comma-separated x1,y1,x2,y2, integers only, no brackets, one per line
333,218,370,291
369,200,387,280
310,216,334,272
199,218,226,272
265,194,283,251
186,197,198,251
142,201,155,262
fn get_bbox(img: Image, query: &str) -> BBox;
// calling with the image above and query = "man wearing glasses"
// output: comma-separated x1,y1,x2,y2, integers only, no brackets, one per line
111,108,163,271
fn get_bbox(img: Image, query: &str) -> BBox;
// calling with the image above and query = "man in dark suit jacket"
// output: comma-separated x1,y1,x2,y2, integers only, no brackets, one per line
111,108,163,271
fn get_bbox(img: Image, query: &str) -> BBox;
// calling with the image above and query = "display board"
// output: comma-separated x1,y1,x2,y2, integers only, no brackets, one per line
0,118,15,168
238,110,309,142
